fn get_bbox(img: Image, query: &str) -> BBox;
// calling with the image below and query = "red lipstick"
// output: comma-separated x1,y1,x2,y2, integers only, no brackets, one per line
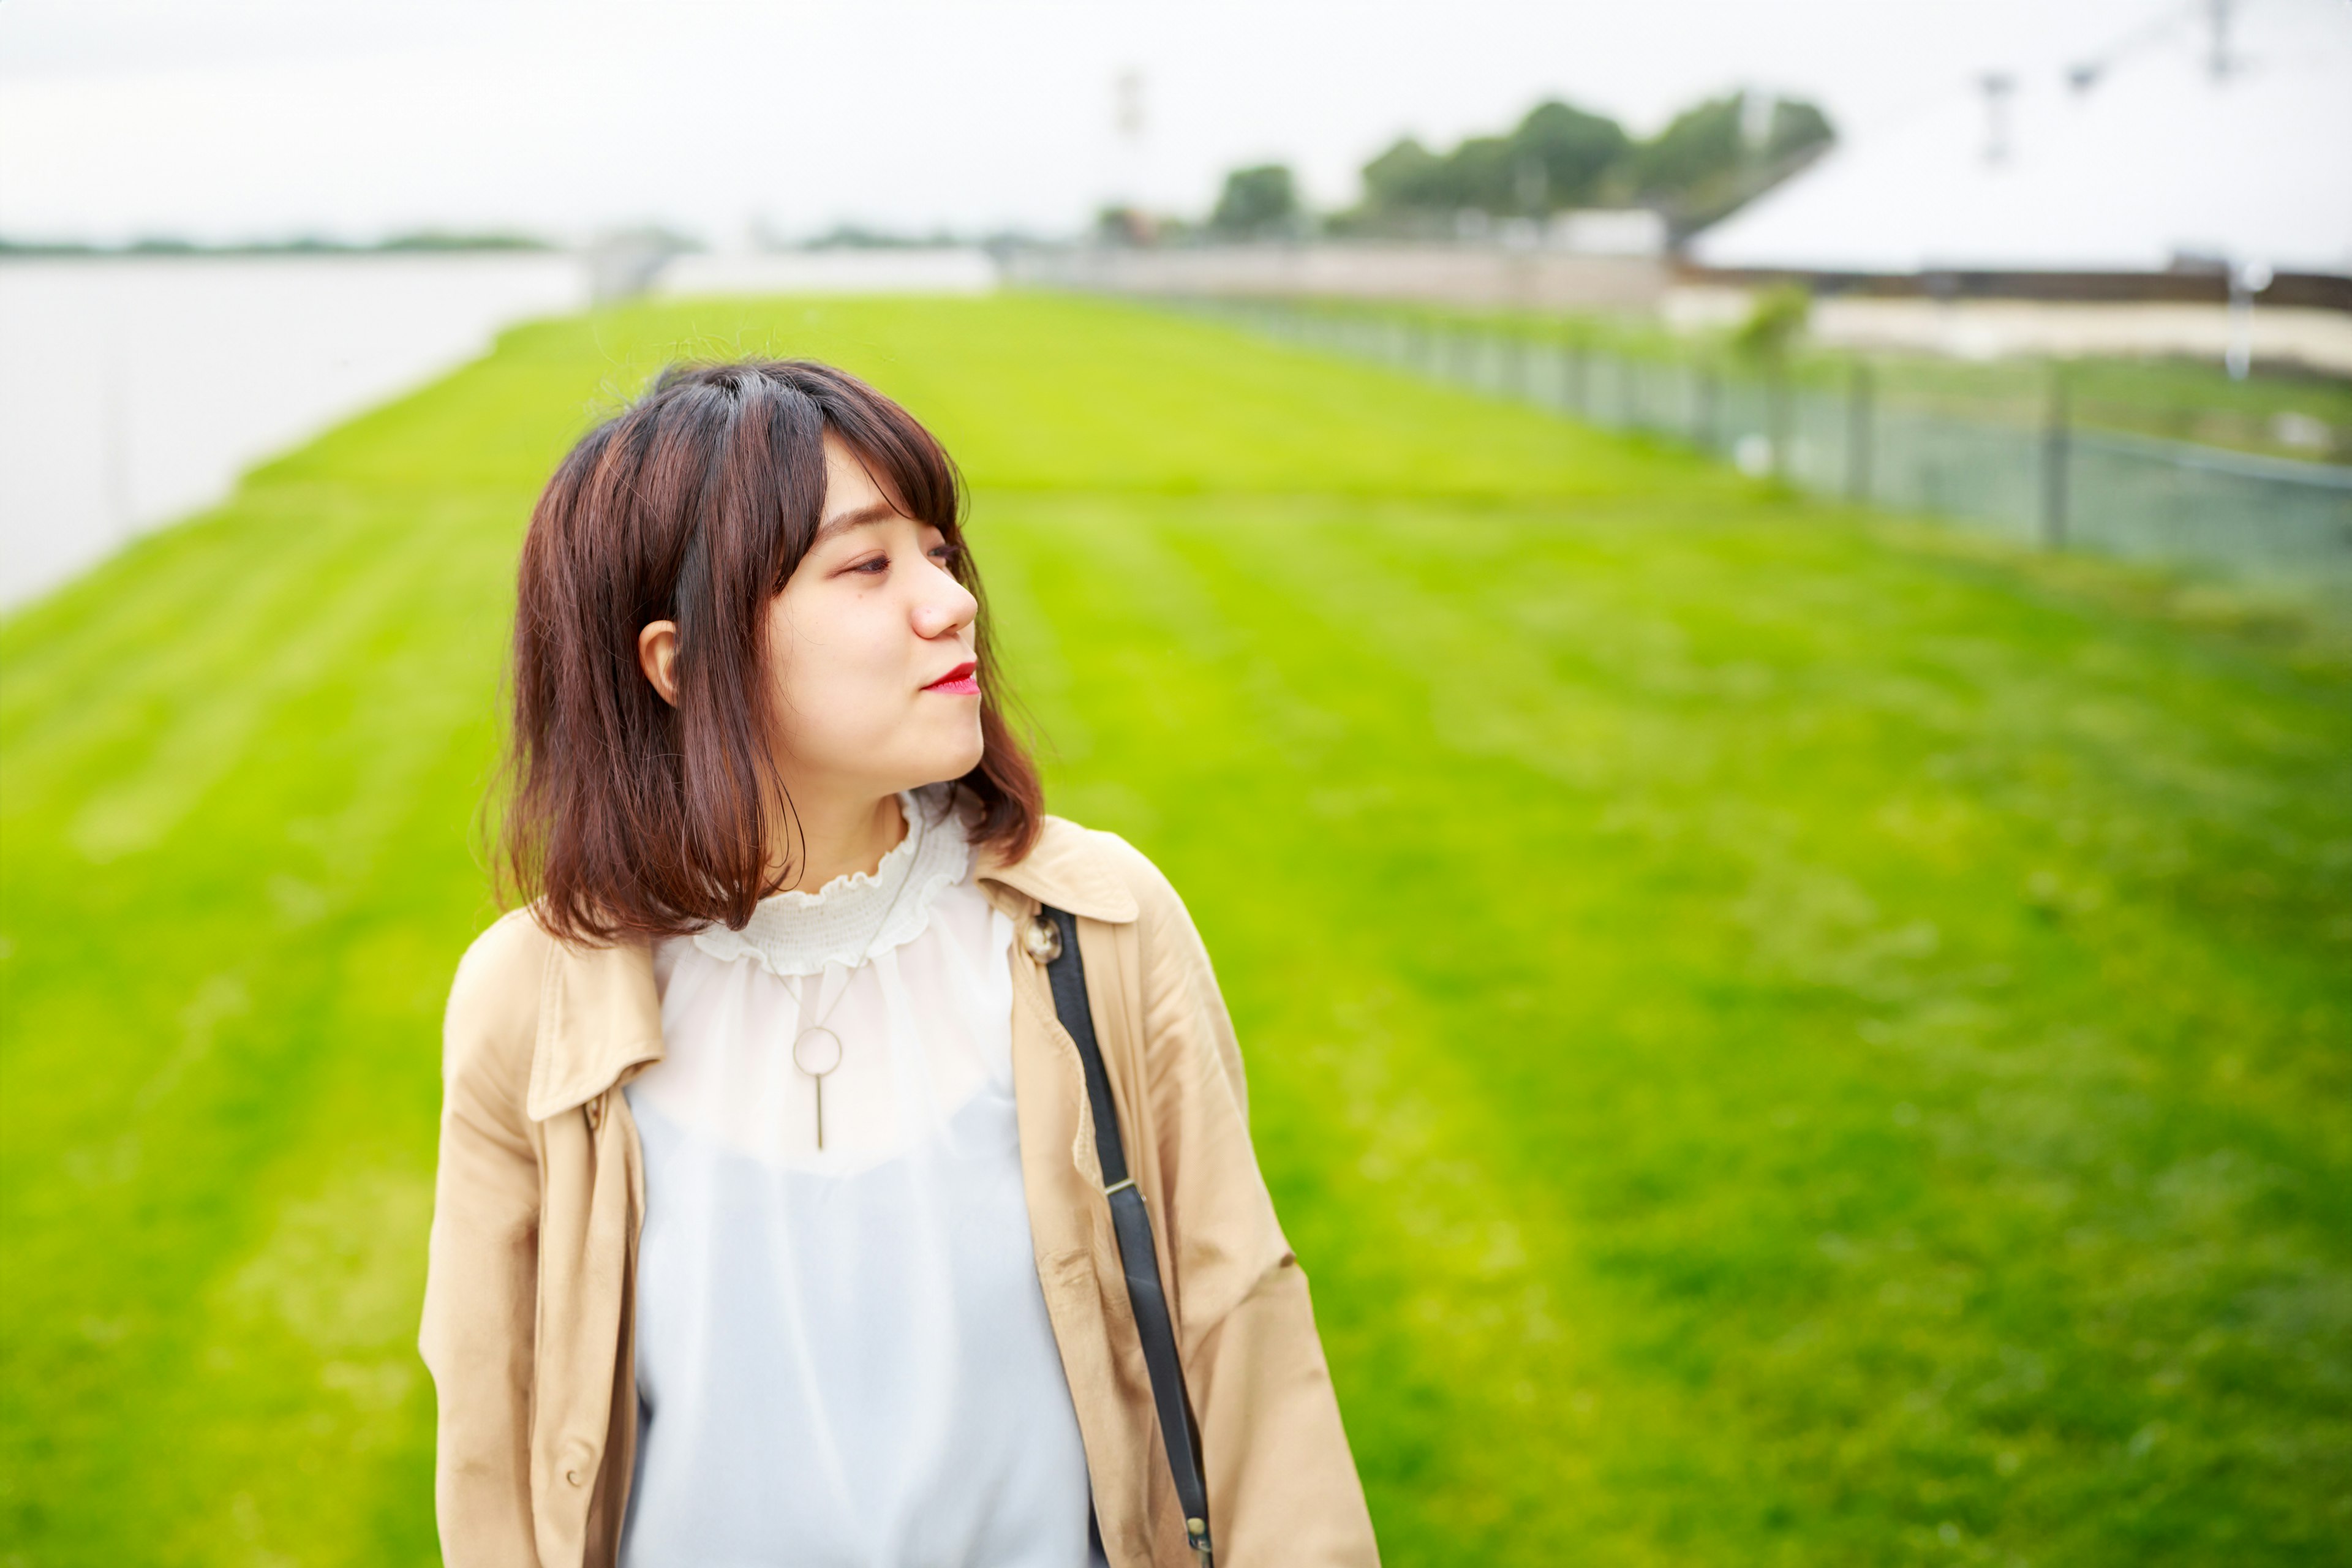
923,660,979,695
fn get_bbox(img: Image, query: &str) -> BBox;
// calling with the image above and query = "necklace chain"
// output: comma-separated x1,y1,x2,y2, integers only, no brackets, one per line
789,799,928,1150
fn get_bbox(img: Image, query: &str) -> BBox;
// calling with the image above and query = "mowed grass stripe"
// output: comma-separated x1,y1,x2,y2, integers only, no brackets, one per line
1271,505,2345,1555
990,496,1785,1561
2,480,529,1562
1,295,2345,1566
989,483,2350,1558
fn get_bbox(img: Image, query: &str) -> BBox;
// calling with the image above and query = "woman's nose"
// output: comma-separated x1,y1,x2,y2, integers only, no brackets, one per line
911,572,979,639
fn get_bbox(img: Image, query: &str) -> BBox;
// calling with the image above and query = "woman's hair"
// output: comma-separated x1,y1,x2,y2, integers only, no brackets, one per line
497,358,1042,946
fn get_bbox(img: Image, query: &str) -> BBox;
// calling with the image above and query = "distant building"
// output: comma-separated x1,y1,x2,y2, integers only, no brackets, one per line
1548,209,1668,258
1686,0,2351,360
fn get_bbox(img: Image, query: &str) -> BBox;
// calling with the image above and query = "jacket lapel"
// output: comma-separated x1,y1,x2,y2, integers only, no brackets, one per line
528,937,665,1121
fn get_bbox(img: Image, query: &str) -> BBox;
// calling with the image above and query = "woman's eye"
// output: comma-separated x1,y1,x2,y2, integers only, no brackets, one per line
850,554,889,575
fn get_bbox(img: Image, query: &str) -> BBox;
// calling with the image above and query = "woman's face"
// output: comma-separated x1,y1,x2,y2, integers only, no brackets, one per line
761,432,985,804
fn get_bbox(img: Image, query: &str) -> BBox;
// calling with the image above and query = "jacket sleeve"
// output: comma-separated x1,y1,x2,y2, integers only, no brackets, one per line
1112,839,1381,1567
418,912,546,1567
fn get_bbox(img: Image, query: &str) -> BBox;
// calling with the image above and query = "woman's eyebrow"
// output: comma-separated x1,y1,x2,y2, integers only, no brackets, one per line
813,500,902,543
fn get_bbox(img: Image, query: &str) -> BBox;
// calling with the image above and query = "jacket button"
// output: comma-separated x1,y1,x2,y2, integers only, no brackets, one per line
1022,916,1062,963
585,1098,603,1131
565,1468,584,1487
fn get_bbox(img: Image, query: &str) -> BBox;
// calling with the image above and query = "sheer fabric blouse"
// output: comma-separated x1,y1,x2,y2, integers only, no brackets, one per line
619,786,1106,1566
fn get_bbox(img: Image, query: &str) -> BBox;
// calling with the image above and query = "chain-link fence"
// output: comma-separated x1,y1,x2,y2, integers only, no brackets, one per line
1182,298,2352,603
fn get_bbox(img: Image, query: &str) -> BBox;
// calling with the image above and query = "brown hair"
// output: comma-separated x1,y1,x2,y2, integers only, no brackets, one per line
497,358,1041,946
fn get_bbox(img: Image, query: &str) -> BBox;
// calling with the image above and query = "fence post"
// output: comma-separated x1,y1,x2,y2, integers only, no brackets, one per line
1846,361,1874,503
1569,343,1588,418
1695,365,1719,453
1506,334,1528,401
1768,366,1791,481
2041,364,2071,550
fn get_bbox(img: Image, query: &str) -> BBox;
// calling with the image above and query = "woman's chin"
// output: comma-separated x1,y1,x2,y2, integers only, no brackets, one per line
940,739,988,784
899,734,987,793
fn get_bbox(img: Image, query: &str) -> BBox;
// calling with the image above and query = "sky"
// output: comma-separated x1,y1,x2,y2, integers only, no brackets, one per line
0,0,2233,247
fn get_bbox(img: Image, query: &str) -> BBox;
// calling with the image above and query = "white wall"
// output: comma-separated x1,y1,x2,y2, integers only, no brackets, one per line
1664,285,2352,374
657,249,999,298
0,253,588,610
1012,244,1666,311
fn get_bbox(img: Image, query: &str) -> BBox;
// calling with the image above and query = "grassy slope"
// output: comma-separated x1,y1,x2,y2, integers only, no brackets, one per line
2,293,2346,1565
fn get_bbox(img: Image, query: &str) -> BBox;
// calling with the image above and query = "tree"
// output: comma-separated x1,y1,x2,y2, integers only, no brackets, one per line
1446,136,1520,213
1732,283,1811,363
1509,100,1630,211
1361,138,1450,214
1763,98,1834,163
1629,91,1836,229
1095,205,1156,247
1209,164,1302,238
1627,94,1744,205
1341,88,1834,235
1357,102,1630,221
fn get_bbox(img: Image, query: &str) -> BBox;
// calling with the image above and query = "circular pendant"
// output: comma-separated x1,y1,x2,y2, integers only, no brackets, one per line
791,1026,843,1078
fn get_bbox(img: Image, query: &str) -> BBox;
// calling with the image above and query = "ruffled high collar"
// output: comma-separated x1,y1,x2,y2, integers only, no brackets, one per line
690,785,973,978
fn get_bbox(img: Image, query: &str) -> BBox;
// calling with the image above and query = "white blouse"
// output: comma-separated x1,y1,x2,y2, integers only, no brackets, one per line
620,786,1106,1567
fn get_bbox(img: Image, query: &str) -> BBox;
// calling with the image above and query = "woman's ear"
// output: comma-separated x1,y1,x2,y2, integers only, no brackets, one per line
638,620,682,707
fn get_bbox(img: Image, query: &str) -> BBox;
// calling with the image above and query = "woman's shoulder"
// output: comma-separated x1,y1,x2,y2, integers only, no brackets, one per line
441,903,662,1125
997,814,1232,989
996,813,1191,930
451,903,557,1003
1017,816,1246,1106
441,905,557,1093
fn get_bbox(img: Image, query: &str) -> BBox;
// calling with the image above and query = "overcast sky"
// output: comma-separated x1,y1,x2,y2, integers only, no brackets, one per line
0,0,2253,246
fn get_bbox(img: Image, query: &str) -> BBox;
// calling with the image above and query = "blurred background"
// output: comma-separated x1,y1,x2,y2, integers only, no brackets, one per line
2,1,2347,1563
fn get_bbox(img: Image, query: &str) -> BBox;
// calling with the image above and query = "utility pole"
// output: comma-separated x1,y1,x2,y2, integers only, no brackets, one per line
2226,260,2271,380
1978,72,2015,165
2206,0,2234,81
1105,69,1147,241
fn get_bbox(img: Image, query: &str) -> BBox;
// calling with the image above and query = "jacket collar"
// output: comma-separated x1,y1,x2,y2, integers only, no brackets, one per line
527,931,665,1121
973,815,1139,925
524,814,1133,1121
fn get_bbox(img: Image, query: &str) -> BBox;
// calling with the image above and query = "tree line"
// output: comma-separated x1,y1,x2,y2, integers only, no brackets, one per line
1143,89,1833,246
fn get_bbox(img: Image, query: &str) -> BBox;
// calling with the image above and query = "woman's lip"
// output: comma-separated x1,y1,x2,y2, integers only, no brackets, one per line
922,660,979,695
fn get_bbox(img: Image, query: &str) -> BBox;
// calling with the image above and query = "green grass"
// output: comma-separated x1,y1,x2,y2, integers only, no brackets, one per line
3,292,2347,1565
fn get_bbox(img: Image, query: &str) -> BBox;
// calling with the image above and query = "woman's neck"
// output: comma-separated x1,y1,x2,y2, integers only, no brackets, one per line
772,789,908,896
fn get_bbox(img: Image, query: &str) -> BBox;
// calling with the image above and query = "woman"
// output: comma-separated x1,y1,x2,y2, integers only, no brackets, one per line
419,359,1378,1568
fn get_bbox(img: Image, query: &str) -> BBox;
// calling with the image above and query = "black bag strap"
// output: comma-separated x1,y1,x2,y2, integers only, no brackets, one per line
1037,903,1215,1567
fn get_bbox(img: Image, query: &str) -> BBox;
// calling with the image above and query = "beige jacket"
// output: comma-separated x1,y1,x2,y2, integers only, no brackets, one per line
418,816,1379,1567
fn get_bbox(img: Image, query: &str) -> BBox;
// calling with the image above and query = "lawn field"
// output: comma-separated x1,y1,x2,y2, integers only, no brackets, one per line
2,293,2347,1565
